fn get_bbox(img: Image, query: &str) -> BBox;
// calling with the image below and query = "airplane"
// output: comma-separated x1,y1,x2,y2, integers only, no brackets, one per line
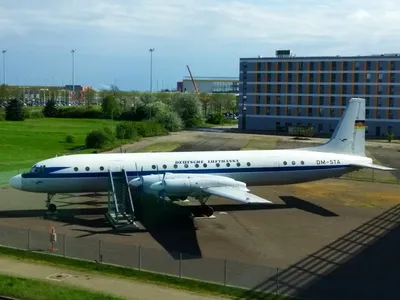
9,97,396,217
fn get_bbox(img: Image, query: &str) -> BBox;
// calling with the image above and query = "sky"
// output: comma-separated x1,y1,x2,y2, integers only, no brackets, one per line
0,0,399,91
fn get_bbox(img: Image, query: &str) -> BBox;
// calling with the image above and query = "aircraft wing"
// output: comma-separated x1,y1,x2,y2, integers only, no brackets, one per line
350,162,396,171
202,186,273,204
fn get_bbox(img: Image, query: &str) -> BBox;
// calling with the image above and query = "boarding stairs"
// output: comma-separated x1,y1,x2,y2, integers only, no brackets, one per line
105,169,140,231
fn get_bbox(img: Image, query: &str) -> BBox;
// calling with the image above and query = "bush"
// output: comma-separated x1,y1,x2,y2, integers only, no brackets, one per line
24,109,44,119
85,128,115,149
65,135,75,143
56,107,104,119
387,132,395,143
119,106,148,121
206,113,225,125
42,99,58,117
115,122,139,140
132,120,168,137
155,110,184,132
5,98,25,121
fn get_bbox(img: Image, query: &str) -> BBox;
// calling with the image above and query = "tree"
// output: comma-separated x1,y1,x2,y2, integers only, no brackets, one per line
101,94,120,118
0,84,11,103
42,99,58,117
154,107,184,132
209,94,225,115
5,98,25,121
171,93,203,127
198,93,211,117
84,88,96,106
222,94,238,115
387,131,395,143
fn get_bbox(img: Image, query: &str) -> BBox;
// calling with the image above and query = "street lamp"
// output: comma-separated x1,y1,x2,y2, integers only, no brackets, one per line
2,49,7,85
71,49,76,104
149,48,155,92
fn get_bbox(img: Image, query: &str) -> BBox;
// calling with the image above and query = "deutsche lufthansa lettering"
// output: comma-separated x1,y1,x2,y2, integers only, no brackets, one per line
174,159,239,164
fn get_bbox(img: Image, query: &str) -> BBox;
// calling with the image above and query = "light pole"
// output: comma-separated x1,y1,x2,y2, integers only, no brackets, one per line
2,49,6,85
149,48,155,92
71,49,75,104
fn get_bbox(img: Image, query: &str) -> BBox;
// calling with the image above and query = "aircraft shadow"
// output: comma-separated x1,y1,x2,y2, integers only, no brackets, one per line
210,196,338,217
135,195,203,259
235,204,400,300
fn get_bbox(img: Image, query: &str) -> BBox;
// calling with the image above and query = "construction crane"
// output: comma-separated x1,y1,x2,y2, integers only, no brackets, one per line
186,65,210,109
186,65,200,96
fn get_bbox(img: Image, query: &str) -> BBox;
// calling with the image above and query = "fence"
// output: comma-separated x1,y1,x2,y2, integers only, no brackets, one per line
340,167,400,184
0,224,284,296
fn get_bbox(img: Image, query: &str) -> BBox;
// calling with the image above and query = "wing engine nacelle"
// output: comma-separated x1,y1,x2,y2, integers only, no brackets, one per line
149,176,248,196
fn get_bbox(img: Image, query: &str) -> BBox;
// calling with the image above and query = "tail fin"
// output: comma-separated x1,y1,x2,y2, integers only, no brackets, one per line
308,97,366,156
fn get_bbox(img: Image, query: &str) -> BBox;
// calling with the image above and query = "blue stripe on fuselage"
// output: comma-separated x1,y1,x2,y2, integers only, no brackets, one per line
21,165,350,179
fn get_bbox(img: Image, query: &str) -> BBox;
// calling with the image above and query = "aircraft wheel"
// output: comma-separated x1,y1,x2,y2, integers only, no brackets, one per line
202,205,214,217
48,203,57,213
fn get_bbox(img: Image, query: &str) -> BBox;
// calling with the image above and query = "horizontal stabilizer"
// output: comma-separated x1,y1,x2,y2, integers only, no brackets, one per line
203,186,273,204
350,162,397,171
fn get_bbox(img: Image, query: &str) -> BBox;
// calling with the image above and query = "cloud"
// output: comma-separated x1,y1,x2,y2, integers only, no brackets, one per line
0,0,399,54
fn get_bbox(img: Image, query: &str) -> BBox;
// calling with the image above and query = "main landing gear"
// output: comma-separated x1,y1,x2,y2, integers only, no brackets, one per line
193,194,214,217
45,193,57,213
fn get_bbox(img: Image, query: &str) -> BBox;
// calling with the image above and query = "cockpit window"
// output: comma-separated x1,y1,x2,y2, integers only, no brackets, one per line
29,165,45,173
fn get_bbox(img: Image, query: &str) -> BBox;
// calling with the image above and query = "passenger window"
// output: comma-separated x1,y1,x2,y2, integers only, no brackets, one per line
203,163,207,168
100,166,104,171
195,163,199,168
216,163,220,167
226,163,231,167
301,161,304,165
247,162,251,166
174,164,178,169
162,164,167,169
292,161,295,165
283,161,287,165
184,164,188,168
237,162,241,167
74,167,78,171
85,167,90,171
152,165,156,169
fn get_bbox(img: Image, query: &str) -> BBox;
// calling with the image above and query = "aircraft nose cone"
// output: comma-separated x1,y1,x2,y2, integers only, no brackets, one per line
9,174,22,190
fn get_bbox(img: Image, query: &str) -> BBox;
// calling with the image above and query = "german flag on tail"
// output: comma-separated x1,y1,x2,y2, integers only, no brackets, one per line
354,120,366,129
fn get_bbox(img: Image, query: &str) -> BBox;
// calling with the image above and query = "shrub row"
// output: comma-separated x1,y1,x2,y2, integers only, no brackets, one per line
85,120,168,149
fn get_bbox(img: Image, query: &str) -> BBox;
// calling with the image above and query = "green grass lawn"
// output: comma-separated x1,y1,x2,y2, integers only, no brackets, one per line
0,118,116,173
0,247,294,300
0,273,123,300
134,142,183,152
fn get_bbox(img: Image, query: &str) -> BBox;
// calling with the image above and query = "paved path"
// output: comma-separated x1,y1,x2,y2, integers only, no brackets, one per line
0,257,229,300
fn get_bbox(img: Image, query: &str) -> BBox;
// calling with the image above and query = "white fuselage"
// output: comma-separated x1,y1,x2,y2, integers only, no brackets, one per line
12,149,372,194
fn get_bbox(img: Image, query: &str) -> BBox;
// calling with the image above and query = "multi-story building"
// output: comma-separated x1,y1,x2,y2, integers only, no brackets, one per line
239,50,400,137
180,77,239,94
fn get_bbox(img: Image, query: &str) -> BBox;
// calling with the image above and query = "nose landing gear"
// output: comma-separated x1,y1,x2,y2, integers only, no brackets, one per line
45,193,57,214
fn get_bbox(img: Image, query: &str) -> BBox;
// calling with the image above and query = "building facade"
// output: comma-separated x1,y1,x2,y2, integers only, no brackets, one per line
239,51,400,137
181,77,239,94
